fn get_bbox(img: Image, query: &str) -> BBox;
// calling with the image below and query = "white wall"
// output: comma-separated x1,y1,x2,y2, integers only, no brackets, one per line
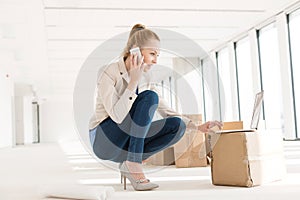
0,69,14,148
0,0,53,145
40,95,78,143
23,96,34,144
14,96,24,145
14,84,35,145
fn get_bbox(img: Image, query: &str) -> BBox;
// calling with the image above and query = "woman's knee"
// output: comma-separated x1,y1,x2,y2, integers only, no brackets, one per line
139,90,159,104
168,117,186,138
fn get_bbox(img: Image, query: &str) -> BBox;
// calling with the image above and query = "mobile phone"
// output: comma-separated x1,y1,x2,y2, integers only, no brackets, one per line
130,47,142,60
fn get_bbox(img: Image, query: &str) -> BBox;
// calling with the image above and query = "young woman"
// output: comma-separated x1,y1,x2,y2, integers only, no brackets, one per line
89,24,222,191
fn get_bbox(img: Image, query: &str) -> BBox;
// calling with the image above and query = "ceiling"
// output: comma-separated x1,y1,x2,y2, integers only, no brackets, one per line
1,0,300,96
43,0,300,95
43,0,299,50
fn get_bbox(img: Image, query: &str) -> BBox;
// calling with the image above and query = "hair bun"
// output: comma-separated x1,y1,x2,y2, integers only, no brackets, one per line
132,24,145,31
129,24,146,38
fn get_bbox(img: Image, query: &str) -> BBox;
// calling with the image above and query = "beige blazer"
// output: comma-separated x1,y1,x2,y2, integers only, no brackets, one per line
89,58,190,130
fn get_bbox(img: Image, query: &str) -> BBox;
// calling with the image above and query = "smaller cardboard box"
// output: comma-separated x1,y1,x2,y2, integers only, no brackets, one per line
148,147,175,166
211,130,286,187
174,114,207,168
174,129,207,168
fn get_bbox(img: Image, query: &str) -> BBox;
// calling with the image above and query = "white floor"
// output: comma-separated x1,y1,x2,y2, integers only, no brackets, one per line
1,140,300,200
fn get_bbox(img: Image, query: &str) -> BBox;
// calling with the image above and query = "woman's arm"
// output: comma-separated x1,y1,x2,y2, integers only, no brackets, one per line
98,71,138,124
98,54,144,124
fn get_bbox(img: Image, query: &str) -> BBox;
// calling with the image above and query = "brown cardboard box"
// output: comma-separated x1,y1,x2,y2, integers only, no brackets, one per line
148,114,203,166
211,130,286,187
174,114,207,168
174,129,207,167
147,114,202,166
148,147,175,166
207,121,244,157
222,121,243,130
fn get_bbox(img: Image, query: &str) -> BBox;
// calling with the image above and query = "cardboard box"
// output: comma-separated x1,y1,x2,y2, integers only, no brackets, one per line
174,129,207,167
211,130,286,187
148,147,175,166
207,121,244,157
174,114,207,168
222,121,243,130
147,114,202,166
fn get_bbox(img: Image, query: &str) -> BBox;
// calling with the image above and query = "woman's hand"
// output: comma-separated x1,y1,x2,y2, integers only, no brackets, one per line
198,121,223,133
187,121,223,133
127,53,144,87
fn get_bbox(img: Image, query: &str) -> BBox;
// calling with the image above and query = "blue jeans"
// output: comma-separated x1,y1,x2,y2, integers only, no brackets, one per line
92,90,186,163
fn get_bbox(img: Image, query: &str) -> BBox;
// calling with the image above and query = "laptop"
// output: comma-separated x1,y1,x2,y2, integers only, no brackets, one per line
214,91,264,134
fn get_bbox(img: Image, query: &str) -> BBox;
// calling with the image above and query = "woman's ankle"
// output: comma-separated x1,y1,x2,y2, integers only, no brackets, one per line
124,161,148,180
125,160,143,172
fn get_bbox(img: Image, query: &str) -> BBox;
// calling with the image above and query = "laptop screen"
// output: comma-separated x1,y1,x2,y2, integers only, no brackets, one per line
250,91,264,130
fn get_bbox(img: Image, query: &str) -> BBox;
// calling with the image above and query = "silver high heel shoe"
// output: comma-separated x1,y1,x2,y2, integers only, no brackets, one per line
119,162,159,191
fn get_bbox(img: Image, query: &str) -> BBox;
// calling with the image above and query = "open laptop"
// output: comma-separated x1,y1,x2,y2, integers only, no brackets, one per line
214,91,264,134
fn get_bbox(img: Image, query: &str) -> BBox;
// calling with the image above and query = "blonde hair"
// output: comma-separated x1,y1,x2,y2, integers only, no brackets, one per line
122,24,160,58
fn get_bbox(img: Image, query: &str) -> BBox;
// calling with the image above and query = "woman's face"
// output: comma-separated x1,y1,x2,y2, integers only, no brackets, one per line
141,40,160,72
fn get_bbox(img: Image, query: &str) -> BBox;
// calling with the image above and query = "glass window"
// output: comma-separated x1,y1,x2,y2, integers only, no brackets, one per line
258,23,284,131
161,80,164,97
183,70,203,113
175,65,203,115
289,9,300,138
236,37,254,128
217,47,238,121
162,78,171,107
202,57,220,121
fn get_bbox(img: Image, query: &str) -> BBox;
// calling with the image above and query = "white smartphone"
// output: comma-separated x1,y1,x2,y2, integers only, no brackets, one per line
129,47,142,60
